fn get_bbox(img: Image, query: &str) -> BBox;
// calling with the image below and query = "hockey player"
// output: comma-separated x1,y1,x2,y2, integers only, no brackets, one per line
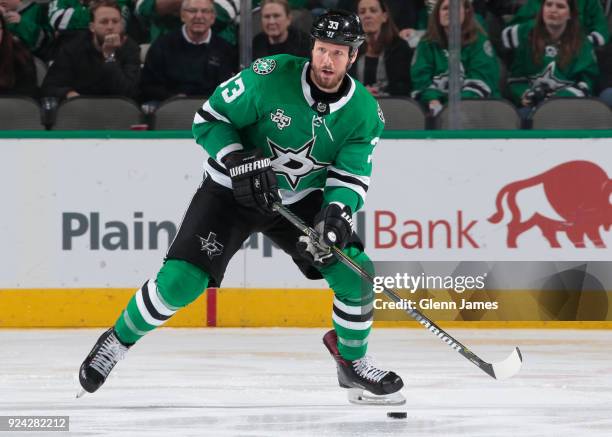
78,9,405,405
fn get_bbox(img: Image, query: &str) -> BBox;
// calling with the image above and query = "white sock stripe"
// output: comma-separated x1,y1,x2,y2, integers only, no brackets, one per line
332,312,373,330
146,281,177,317
123,310,148,336
135,289,166,326
337,336,369,347
333,297,373,315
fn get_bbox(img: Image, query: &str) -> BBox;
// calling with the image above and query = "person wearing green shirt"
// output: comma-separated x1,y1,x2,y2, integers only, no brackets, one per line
410,0,500,116
48,0,131,33
0,0,52,54
508,0,609,47
502,0,599,118
135,0,239,44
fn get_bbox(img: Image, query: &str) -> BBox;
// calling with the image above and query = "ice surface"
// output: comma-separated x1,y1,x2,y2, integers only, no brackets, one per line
1,328,611,437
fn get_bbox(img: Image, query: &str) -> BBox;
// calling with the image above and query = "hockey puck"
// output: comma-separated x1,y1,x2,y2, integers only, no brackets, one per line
387,412,407,419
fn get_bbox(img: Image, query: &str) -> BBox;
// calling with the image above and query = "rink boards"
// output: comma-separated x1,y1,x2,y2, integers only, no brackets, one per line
1,131,611,327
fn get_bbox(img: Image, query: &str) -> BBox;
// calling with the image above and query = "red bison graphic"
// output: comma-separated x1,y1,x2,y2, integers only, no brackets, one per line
488,161,612,248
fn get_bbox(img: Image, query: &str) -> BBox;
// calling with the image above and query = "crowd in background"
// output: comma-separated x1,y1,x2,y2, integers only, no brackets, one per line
1,0,612,120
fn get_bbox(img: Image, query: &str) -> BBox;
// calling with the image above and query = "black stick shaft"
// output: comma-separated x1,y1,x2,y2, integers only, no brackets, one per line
273,203,497,378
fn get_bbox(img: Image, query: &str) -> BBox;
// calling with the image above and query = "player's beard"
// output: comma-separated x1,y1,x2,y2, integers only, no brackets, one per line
310,60,350,92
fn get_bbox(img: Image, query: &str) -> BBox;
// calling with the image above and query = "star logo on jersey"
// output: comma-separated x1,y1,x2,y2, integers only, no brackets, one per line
252,58,276,75
197,232,224,259
270,109,292,130
267,137,330,190
528,62,572,92
545,45,558,58
431,64,465,92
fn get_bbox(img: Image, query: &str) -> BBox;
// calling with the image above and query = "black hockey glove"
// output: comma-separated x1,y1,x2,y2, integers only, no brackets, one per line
222,149,281,215
296,203,353,268
317,202,353,249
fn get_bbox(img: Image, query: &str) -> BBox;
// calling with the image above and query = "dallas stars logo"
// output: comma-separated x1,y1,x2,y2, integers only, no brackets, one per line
252,58,276,75
528,62,573,92
196,232,224,259
267,137,330,190
431,64,465,92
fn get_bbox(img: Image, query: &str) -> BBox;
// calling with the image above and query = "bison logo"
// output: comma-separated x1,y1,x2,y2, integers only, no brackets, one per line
489,161,612,248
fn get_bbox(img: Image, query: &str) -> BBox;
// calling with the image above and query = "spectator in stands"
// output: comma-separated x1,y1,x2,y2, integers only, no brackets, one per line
410,0,500,116
396,0,430,48
502,0,599,118
42,0,140,100
0,0,52,56
139,0,236,103
47,0,130,53
506,0,609,47
598,42,612,107
252,0,309,59
396,0,488,49
0,14,38,97
350,0,411,96
135,0,239,45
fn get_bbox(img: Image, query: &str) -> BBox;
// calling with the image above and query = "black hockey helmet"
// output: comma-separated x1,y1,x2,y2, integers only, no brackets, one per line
310,9,365,52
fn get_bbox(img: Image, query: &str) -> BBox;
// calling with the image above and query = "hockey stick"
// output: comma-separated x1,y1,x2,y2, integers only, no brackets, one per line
272,202,523,380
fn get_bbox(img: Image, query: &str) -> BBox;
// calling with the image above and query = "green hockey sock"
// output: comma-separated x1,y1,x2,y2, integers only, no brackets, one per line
114,260,209,344
321,246,374,361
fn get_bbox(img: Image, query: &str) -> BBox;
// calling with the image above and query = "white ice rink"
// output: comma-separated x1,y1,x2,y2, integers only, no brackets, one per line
1,328,611,437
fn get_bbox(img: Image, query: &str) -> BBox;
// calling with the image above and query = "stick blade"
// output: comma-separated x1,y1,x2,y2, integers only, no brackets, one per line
491,347,523,380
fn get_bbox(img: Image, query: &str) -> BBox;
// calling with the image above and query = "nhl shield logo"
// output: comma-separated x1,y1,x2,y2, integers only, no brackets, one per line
271,109,292,130
252,58,277,75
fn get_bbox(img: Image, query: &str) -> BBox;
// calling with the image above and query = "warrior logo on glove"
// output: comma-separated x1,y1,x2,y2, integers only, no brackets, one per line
223,150,281,215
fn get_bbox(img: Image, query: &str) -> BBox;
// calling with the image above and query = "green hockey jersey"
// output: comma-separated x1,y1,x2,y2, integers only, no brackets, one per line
502,22,599,104
508,0,609,47
410,32,500,103
135,0,238,44
7,1,52,52
192,54,384,213
48,0,131,32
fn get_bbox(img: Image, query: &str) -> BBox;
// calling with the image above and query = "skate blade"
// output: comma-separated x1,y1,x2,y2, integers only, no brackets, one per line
76,388,87,399
347,387,406,406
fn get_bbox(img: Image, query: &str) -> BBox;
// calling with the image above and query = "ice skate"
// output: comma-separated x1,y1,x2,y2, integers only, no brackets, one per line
323,329,405,405
77,328,131,397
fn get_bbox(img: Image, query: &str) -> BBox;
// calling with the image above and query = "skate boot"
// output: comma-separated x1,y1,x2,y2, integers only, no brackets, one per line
323,329,405,405
77,328,131,397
